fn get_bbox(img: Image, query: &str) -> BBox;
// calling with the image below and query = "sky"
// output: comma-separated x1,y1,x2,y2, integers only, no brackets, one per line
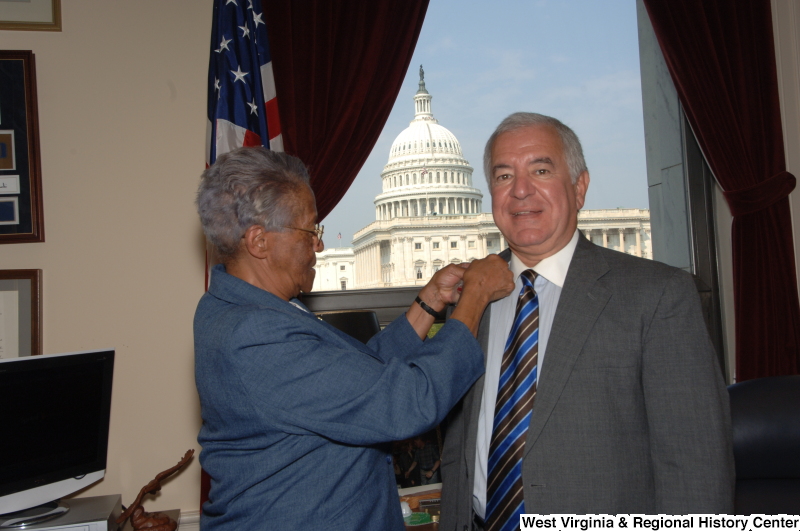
321,0,647,247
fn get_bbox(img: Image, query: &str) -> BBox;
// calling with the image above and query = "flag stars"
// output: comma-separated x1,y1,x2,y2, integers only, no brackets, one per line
231,66,249,83
247,0,254,9
239,24,250,38
216,36,232,53
253,11,264,27
247,99,259,115
225,0,237,4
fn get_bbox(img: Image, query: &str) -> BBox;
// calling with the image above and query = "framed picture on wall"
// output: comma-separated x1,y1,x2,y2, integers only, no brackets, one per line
0,51,44,243
0,269,42,358
0,0,61,32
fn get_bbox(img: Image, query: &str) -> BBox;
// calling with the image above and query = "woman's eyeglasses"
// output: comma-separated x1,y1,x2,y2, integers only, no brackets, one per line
283,224,324,240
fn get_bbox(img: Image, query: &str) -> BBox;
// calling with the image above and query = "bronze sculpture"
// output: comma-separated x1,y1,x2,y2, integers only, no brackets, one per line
116,449,194,531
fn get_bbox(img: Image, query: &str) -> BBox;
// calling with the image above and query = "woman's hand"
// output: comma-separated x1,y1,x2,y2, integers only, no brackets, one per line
406,256,514,339
450,255,515,336
416,263,470,311
460,255,515,304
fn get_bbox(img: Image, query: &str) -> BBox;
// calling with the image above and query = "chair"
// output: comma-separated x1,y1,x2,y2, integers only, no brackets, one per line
728,375,800,514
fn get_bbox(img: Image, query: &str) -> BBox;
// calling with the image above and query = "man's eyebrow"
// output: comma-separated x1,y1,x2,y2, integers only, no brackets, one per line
528,156,554,165
491,163,513,173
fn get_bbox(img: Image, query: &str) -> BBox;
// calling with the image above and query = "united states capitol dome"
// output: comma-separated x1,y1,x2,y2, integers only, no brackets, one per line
374,66,483,220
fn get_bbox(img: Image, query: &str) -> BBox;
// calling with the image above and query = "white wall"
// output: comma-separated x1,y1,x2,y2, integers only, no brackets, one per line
0,1,210,513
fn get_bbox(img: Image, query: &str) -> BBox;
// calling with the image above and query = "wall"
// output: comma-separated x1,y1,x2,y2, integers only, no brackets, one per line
0,1,210,513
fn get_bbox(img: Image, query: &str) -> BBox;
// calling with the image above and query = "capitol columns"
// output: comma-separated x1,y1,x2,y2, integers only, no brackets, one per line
391,237,399,284
635,228,642,257
460,235,467,262
478,233,486,257
403,237,413,281
443,236,450,264
425,236,433,278
602,229,608,249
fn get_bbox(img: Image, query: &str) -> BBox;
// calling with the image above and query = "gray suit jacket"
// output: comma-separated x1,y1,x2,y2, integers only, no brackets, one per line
440,236,734,527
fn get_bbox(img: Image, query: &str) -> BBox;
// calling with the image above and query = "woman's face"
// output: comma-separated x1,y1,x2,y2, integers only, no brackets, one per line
267,186,324,299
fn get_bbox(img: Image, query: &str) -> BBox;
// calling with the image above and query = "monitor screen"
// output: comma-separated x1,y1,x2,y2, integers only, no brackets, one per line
0,350,114,514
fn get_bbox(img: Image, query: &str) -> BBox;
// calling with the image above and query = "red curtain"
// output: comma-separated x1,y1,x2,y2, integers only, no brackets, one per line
642,0,800,380
264,0,430,220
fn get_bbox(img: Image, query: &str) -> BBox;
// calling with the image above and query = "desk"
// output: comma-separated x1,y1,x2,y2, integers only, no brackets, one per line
405,511,439,531
399,486,440,531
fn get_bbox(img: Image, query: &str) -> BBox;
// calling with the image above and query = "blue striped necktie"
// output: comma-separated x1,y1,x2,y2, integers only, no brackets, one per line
486,269,539,531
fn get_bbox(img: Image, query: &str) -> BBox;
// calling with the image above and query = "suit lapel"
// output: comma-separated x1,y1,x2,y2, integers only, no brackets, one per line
524,236,611,456
463,248,510,476
462,303,491,476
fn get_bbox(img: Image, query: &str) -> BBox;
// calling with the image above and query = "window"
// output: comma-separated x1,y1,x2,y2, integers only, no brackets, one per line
433,266,440,273
415,242,422,250
487,239,494,247
450,241,457,249
433,242,440,249
468,241,475,248
416,267,423,279
340,265,345,271
340,280,347,290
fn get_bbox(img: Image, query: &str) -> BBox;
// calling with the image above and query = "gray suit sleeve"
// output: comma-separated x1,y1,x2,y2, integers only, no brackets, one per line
641,269,735,513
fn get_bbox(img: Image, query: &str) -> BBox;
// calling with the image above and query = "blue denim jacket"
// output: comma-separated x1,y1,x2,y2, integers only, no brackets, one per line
195,265,484,530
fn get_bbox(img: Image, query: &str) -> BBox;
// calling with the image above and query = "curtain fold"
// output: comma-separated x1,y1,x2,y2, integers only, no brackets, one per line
642,0,800,379
264,0,430,220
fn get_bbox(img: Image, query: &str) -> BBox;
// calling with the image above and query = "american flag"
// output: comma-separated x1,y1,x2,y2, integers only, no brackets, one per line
206,0,282,166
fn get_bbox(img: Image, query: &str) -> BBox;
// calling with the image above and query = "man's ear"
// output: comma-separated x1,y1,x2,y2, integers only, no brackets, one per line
574,171,590,210
241,224,271,259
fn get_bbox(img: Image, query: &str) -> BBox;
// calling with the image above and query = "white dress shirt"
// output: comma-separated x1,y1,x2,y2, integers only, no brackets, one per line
472,230,580,518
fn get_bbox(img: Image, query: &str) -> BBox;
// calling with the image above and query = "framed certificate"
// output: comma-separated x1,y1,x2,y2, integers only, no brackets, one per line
0,269,41,358
0,51,44,243
0,0,61,32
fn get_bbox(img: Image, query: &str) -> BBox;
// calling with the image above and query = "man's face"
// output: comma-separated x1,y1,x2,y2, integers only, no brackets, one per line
490,125,589,266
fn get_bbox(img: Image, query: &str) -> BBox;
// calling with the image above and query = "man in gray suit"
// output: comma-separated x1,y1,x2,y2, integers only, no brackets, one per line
440,113,734,530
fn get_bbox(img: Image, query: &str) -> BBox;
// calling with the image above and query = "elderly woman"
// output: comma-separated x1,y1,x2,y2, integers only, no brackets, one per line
194,147,513,531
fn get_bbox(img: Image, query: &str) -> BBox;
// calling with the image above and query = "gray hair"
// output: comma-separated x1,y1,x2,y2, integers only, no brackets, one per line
483,112,588,188
196,147,311,259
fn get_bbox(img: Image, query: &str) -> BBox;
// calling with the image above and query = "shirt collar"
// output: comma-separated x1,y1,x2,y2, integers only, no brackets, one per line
509,230,579,288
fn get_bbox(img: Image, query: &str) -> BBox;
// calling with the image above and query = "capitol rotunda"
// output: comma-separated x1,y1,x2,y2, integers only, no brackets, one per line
312,69,652,292
351,69,502,288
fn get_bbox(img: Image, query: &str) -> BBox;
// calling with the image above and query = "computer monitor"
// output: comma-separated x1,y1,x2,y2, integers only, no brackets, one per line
0,349,115,520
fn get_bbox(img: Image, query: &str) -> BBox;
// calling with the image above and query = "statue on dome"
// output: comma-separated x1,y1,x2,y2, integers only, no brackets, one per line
419,64,424,81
